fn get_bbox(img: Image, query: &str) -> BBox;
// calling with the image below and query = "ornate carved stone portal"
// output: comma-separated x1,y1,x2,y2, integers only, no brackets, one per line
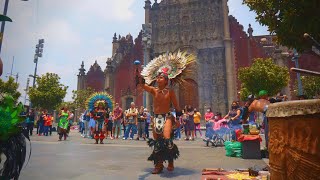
150,0,228,113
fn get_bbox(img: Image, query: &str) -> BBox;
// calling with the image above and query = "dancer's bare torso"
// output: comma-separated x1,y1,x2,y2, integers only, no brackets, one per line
141,85,179,114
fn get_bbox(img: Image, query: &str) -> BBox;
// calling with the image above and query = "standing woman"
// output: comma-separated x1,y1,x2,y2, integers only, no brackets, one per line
186,105,195,140
26,109,35,136
93,103,106,144
88,109,96,138
193,108,202,138
58,107,69,141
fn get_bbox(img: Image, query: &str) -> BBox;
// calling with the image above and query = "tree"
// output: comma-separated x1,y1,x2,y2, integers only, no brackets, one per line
28,73,68,111
0,76,21,104
238,58,290,97
243,0,320,52
72,87,95,110
57,101,77,112
295,76,320,99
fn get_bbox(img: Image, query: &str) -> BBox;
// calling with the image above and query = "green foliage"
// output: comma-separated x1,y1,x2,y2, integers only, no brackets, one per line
239,87,250,101
0,95,24,140
243,0,320,52
57,101,77,112
295,76,320,99
72,87,95,110
0,76,21,104
28,73,68,111
238,58,290,97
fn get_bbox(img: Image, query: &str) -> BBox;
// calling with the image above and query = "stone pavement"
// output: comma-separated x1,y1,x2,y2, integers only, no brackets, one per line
19,130,267,180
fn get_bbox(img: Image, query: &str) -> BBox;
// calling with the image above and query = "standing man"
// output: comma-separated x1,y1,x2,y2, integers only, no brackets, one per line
112,103,123,139
37,109,47,136
26,109,35,136
144,108,151,138
83,109,90,138
67,110,74,135
123,102,138,140
138,51,195,174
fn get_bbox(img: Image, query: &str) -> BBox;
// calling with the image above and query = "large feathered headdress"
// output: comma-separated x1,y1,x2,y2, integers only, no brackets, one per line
141,50,196,85
86,92,115,111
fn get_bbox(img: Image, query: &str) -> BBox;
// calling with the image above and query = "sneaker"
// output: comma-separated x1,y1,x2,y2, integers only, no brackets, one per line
110,137,114,140
122,137,127,140
129,138,133,140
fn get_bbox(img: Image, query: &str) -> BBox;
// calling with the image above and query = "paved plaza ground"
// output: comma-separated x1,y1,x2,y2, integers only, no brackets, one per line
19,130,267,180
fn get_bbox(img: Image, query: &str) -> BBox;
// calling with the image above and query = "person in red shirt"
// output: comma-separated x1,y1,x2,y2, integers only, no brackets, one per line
43,111,50,136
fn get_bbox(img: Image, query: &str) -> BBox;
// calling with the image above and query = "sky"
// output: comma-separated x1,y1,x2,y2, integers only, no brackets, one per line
0,0,269,104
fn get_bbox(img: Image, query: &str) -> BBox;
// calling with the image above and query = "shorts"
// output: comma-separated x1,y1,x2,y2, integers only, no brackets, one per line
113,119,121,128
107,120,113,131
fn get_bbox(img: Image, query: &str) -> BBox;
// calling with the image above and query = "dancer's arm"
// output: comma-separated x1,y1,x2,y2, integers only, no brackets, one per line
139,84,156,96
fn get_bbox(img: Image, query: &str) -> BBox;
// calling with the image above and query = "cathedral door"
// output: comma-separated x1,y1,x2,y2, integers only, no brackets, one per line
179,79,199,109
125,97,134,110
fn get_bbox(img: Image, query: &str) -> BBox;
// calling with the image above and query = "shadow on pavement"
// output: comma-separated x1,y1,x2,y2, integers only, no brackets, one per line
139,167,197,180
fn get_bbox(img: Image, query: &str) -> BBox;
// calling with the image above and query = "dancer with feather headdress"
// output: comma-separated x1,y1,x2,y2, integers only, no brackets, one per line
86,92,114,144
138,50,196,174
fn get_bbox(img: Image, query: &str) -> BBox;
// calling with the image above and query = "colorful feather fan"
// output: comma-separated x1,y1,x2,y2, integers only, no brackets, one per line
86,92,115,111
0,95,30,179
141,50,196,85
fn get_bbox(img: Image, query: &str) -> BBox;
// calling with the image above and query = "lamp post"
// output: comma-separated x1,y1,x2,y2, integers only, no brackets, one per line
292,49,303,96
32,39,44,87
0,0,29,55
29,39,44,108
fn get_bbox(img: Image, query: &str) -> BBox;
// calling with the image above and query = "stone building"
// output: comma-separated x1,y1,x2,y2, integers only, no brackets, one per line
77,0,320,114
77,33,144,110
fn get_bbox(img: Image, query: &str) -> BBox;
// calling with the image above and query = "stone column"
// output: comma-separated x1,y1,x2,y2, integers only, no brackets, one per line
144,0,152,111
222,0,236,108
146,48,152,111
144,0,151,23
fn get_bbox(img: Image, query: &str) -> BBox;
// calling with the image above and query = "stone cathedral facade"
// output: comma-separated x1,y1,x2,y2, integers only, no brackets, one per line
145,0,236,113
78,0,319,114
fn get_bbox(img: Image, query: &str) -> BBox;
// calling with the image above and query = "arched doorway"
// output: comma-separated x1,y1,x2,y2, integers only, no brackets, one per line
179,79,199,109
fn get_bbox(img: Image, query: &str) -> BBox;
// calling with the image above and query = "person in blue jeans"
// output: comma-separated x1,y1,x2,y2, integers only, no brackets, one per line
123,102,138,140
37,110,46,136
144,109,151,138
174,116,182,140
223,101,242,141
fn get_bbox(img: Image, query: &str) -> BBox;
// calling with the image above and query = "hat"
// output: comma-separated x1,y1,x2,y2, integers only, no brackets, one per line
258,90,268,97
144,108,148,111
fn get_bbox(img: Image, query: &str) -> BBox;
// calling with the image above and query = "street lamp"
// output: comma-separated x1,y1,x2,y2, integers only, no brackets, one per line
291,49,303,96
0,0,29,55
29,39,44,109
32,39,44,87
